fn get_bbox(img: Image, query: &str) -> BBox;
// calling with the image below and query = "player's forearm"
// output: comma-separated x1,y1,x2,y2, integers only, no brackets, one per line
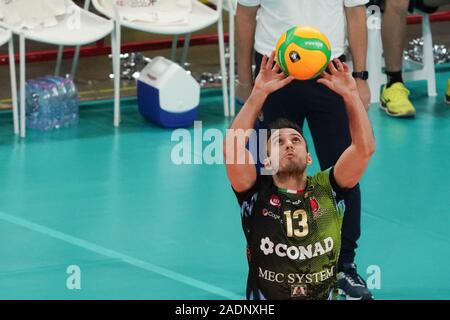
343,92,375,156
236,5,258,85
345,6,368,72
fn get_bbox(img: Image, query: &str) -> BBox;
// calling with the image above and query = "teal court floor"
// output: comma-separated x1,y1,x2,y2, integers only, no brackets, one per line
0,67,449,300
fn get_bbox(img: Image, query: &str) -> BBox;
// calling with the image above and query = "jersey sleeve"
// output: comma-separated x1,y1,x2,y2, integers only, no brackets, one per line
312,167,351,202
232,175,260,206
309,168,348,220
329,166,354,202
344,0,369,7
232,175,263,221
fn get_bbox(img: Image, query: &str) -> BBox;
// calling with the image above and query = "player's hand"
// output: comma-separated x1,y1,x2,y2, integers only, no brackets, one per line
317,59,358,100
252,50,294,97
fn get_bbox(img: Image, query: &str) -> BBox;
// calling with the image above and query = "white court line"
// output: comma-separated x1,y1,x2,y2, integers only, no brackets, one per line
0,211,244,300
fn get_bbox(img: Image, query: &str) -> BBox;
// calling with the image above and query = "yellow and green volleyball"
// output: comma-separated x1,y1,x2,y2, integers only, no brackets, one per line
275,26,331,80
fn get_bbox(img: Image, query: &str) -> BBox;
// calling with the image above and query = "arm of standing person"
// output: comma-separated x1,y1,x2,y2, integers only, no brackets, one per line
345,4,371,109
235,3,259,103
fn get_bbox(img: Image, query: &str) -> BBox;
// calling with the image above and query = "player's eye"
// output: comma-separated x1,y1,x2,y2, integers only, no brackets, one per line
293,137,300,143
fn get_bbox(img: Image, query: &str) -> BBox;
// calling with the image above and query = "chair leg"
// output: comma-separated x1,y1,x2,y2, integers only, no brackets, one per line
217,14,229,117
71,45,82,79
171,35,178,62
112,23,121,127
83,0,92,10
77,0,92,79
422,14,436,97
55,45,64,76
180,33,192,67
111,29,117,126
228,0,235,116
111,32,116,77
19,34,26,138
9,37,19,135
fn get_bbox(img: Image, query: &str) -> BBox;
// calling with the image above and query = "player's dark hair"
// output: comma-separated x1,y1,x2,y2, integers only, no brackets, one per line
267,118,309,152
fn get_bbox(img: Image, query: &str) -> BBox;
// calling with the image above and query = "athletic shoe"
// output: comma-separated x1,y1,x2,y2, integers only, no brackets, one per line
380,82,416,117
338,263,374,300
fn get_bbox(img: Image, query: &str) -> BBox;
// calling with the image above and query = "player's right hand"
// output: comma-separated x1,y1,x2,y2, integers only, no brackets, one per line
252,51,294,98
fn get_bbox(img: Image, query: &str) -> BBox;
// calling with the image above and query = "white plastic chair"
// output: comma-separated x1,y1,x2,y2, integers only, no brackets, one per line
55,0,92,79
0,27,19,135
92,0,230,117
1,0,118,138
366,6,437,103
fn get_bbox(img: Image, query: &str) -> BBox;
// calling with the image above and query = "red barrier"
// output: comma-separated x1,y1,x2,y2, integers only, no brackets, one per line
407,10,450,24
0,11,448,66
0,34,227,65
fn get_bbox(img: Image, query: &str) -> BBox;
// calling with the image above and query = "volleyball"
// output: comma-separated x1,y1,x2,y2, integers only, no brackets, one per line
276,26,331,80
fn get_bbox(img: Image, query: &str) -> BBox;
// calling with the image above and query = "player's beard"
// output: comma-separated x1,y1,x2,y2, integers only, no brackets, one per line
277,158,307,176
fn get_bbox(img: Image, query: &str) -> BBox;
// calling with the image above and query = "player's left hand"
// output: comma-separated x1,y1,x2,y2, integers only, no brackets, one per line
317,59,358,100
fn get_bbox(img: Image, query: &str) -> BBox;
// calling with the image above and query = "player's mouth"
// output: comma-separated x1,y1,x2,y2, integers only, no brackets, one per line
284,152,296,159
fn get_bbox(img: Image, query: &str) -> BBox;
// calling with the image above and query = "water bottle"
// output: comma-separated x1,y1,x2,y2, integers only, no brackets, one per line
61,75,79,126
41,76,70,128
25,76,79,131
25,80,42,130
36,81,55,131
39,78,61,129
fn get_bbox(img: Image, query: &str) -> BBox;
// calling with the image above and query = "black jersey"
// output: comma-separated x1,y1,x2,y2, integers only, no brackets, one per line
233,168,347,300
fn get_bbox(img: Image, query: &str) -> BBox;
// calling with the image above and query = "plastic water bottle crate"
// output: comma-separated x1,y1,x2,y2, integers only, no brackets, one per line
26,75,79,131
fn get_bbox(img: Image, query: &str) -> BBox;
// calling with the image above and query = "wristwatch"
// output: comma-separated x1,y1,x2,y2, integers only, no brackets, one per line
352,71,369,80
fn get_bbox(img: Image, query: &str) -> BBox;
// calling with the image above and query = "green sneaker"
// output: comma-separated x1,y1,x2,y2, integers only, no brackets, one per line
380,82,416,117
445,79,450,105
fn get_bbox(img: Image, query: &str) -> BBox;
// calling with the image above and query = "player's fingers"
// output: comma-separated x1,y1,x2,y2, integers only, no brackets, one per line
261,54,268,70
342,62,350,72
276,70,288,78
279,75,295,87
328,59,338,74
273,61,281,73
321,70,332,79
335,59,344,72
267,50,276,70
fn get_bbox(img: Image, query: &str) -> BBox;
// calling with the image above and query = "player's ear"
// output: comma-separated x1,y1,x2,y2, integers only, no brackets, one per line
306,153,312,166
263,157,272,169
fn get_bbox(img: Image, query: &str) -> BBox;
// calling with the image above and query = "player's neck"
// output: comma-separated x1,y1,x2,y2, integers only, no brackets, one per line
273,171,307,191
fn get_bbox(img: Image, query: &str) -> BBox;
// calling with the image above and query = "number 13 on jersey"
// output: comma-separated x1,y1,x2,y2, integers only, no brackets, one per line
284,210,309,238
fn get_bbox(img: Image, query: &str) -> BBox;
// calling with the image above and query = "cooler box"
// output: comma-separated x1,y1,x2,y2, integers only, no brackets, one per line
137,56,200,128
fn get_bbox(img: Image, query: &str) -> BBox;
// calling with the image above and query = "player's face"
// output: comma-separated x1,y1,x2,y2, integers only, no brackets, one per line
267,128,311,174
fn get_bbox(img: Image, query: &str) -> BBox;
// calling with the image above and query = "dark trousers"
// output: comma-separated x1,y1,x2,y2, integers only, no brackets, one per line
254,52,361,265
